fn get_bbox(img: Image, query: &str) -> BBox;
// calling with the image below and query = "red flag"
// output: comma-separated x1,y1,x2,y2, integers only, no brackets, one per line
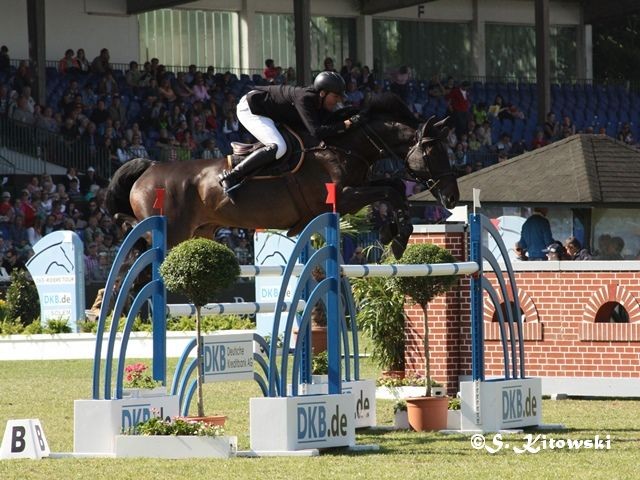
153,188,165,215
325,183,336,213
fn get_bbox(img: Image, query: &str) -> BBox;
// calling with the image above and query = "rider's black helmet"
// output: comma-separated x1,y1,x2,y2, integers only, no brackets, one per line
313,71,346,96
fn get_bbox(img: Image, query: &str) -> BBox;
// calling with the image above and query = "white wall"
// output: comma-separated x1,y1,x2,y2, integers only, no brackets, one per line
0,0,138,64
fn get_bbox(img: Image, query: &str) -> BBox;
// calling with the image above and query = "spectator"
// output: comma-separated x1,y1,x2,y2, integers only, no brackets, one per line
263,59,277,82
91,48,111,74
560,115,575,138
390,65,410,103
75,48,90,73
494,133,512,158
158,77,177,104
97,70,119,96
345,79,364,108
488,94,509,120
543,241,569,261
26,216,43,246
11,96,35,125
514,241,528,261
128,134,149,158
544,112,560,141
617,123,634,145
222,111,241,142
472,102,488,125
0,45,10,74
322,57,336,72
519,208,554,261
191,74,210,102
12,61,32,95
58,49,80,74
8,214,29,253
35,106,58,132
531,130,549,150
125,61,142,90
446,80,471,137
564,236,592,260
174,72,194,102
202,139,223,159
340,58,354,82
2,248,25,275
348,246,367,265
108,93,126,125
84,242,101,282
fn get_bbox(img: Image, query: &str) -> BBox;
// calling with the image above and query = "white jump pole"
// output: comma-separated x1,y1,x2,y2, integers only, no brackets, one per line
166,300,306,317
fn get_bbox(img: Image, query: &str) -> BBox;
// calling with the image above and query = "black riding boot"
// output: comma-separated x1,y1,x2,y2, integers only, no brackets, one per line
218,144,278,196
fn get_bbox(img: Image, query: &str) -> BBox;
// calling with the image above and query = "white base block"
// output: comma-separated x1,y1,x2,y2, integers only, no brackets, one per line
460,378,542,432
74,395,179,454
236,449,319,457
447,410,461,430
114,435,236,458
295,380,377,428
250,394,355,451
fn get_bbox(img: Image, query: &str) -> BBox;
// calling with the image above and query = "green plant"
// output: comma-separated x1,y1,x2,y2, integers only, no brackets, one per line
352,272,406,372
23,320,43,334
126,415,224,437
311,351,329,375
124,362,161,389
448,397,461,410
44,319,72,334
393,400,407,414
6,269,40,326
160,238,240,417
392,243,458,397
0,317,24,335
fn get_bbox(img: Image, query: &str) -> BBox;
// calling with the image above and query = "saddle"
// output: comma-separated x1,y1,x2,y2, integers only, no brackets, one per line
227,124,316,176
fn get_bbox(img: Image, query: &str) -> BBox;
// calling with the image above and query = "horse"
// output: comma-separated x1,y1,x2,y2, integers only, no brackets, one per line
106,93,459,259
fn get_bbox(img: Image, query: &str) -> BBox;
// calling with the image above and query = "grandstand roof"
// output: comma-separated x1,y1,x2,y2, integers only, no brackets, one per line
411,134,640,207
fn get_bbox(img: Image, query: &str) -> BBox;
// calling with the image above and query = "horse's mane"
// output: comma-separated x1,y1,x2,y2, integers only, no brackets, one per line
361,92,420,129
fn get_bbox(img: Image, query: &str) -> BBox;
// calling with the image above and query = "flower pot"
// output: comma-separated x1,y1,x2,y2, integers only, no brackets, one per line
394,410,410,429
293,326,327,354
406,396,449,432
114,434,236,458
181,415,227,427
122,386,167,398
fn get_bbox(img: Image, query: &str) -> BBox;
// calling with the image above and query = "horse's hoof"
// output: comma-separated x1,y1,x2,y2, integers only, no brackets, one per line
391,238,405,260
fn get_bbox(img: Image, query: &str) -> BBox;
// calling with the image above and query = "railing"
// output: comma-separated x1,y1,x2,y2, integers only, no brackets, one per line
0,116,112,177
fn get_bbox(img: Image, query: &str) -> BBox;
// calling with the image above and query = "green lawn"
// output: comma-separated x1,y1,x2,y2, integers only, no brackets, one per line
0,358,638,479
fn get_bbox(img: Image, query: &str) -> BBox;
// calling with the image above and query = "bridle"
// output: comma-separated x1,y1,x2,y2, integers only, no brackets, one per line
361,122,455,193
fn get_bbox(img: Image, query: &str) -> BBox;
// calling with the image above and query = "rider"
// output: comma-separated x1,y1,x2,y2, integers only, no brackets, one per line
218,71,363,195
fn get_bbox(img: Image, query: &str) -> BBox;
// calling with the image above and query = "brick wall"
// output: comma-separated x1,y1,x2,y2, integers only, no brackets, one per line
406,226,640,395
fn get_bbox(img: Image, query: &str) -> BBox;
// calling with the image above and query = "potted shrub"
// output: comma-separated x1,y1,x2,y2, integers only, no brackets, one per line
392,243,458,431
159,238,240,420
351,272,406,376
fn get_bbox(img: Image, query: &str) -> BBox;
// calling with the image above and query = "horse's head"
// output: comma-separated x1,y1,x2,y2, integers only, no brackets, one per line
405,116,460,209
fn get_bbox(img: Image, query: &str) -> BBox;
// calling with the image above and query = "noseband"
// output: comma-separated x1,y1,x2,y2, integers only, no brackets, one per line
404,125,456,193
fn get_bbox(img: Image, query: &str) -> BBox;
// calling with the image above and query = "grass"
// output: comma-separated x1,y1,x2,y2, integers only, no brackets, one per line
0,358,639,479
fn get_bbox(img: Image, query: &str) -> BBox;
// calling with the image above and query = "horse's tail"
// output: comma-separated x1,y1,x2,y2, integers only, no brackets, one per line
106,158,154,217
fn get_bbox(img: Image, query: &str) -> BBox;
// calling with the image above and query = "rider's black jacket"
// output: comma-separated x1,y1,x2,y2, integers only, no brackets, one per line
246,85,347,140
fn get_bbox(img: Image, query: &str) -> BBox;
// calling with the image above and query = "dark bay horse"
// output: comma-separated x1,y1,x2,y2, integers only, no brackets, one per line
106,93,459,259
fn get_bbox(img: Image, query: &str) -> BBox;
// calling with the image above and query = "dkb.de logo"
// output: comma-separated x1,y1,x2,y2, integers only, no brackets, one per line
297,401,348,443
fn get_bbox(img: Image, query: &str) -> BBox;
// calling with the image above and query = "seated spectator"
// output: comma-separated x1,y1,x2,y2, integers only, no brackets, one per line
191,74,210,102
174,72,194,102
222,111,241,142
108,93,126,125
35,106,58,132
75,48,90,73
345,79,364,108
91,48,111,74
514,241,528,261
12,61,32,95
494,133,512,157
263,58,278,82
617,123,634,145
192,119,211,150
531,130,549,149
322,57,336,72
564,236,592,260
90,98,110,129
128,134,149,158
544,112,560,141
359,65,374,91
98,70,119,96
168,104,187,132
125,61,142,91
543,241,568,261
84,242,101,282
202,139,223,160
11,96,35,125
2,248,25,275
560,115,575,138
427,73,446,99
58,48,80,74
472,102,488,125
158,78,177,103
452,143,469,175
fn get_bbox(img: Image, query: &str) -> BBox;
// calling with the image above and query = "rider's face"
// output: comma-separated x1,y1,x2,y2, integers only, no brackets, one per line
321,92,342,112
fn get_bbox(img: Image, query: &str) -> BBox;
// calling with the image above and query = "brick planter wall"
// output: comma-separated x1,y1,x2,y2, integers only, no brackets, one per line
407,225,640,396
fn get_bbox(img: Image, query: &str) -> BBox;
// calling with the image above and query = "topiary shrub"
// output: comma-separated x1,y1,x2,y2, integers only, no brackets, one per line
159,238,240,417
392,243,458,397
6,269,40,327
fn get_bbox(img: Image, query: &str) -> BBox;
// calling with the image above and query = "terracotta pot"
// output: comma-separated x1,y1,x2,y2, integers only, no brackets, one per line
181,415,226,427
406,396,449,432
381,370,406,380
293,325,327,354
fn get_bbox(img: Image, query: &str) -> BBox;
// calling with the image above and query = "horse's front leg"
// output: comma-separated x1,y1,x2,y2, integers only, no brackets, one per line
340,183,412,259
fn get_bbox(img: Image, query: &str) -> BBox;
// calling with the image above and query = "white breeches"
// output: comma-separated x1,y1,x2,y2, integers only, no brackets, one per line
237,93,287,159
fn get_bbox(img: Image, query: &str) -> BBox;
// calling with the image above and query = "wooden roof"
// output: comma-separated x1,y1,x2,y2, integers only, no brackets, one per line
411,134,640,207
